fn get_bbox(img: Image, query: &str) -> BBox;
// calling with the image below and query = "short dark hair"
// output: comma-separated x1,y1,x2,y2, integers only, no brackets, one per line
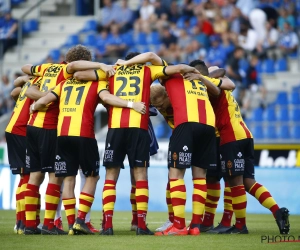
189,60,209,76
125,52,141,60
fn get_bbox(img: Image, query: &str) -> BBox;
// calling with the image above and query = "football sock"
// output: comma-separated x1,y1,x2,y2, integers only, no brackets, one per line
77,192,94,221
44,183,61,229
166,181,174,223
24,183,39,228
202,182,220,226
231,185,247,230
169,179,186,229
130,185,137,226
220,182,233,227
191,178,207,226
102,180,116,229
16,177,23,223
249,182,280,218
136,180,149,230
20,174,29,227
62,198,76,227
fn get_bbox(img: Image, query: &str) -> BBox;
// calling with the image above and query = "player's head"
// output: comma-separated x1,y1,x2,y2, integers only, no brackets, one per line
150,84,171,112
65,44,92,62
189,60,209,76
125,52,141,60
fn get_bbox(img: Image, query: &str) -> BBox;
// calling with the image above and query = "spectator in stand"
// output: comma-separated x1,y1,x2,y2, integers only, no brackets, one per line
221,0,235,20
168,1,180,23
176,28,193,62
153,0,168,19
226,46,245,103
238,21,258,53
196,11,214,36
0,10,18,58
220,32,235,63
158,26,178,62
278,8,295,31
256,20,279,59
192,25,209,49
229,6,245,34
278,22,299,58
96,29,110,59
139,0,154,21
105,24,127,58
236,0,257,18
97,0,120,32
180,0,194,19
186,40,206,63
115,0,133,33
213,8,228,34
206,35,225,67
202,0,217,20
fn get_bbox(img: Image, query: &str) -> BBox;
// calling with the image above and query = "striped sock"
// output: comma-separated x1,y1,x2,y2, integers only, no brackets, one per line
231,185,247,230
36,193,41,226
20,174,30,227
136,180,149,230
77,192,94,221
191,178,207,226
62,198,76,227
102,180,116,229
16,177,23,223
220,182,233,227
249,182,280,217
24,183,39,228
130,185,137,226
166,182,174,223
169,179,186,229
202,182,220,226
44,183,61,229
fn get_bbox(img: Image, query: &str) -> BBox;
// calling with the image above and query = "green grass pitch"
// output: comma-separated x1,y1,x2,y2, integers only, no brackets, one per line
1,210,300,250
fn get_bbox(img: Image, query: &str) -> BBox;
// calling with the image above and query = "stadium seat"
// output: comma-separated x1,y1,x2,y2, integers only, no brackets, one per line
255,60,263,73
48,49,61,62
277,107,289,121
147,32,161,45
263,59,275,74
275,91,288,105
290,91,300,104
134,32,148,46
264,107,276,122
292,125,300,139
291,108,300,121
252,107,264,121
83,34,96,46
265,125,277,139
252,125,264,139
278,125,290,139
190,16,198,27
275,58,288,72
22,19,39,34
64,34,79,47
81,19,97,32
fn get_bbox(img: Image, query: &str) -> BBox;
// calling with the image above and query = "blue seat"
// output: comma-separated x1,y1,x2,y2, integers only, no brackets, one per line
290,91,300,104
255,60,263,73
291,108,300,121
265,125,277,139
252,107,263,121
264,107,276,121
147,32,161,45
64,34,79,47
263,59,275,73
134,32,148,46
276,91,288,105
190,16,198,27
81,19,97,32
278,125,290,139
83,34,96,46
277,107,289,121
275,58,288,72
22,19,39,34
252,125,264,139
292,125,300,139
48,49,60,62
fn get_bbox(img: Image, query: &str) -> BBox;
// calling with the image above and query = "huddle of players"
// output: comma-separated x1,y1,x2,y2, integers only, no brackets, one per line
5,44,290,236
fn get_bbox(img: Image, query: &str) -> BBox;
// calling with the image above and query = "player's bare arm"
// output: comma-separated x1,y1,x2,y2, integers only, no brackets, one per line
14,75,30,87
67,61,115,77
10,87,22,101
25,85,48,101
30,92,57,113
165,64,199,75
21,64,33,75
99,90,146,115
208,67,235,90
73,70,98,81
116,52,165,66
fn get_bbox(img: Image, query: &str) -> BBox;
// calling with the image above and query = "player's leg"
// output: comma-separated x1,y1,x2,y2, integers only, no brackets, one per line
243,139,290,234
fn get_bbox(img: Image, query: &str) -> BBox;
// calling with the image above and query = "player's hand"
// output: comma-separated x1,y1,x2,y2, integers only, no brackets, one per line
29,102,35,114
184,73,201,81
133,102,146,114
208,66,219,73
115,59,127,66
102,65,116,77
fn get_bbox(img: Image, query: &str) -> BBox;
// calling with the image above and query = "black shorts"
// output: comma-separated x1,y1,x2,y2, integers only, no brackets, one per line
103,128,150,169
55,136,100,177
207,136,222,180
26,125,57,173
220,138,255,179
5,132,29,175
168,122,217,169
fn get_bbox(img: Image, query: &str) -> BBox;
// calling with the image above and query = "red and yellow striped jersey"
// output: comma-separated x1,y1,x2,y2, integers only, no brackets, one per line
164,73,215,129
5,77,42,136
52,77,107,138
210,90,253,145
107,64,167,130
160,107,174,130
28,62,73,129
